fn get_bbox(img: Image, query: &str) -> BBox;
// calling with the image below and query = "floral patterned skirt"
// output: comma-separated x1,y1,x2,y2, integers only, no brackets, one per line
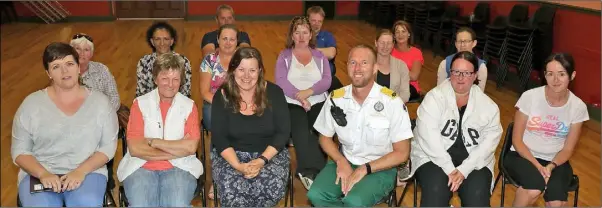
211,148,290,207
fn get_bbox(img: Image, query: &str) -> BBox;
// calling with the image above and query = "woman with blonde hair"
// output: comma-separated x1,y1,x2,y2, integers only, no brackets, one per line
118,53,202,207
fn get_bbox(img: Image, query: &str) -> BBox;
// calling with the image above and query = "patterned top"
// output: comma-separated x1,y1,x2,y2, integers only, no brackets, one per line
135,52,192,98
200,52,227,94
82,61,120,111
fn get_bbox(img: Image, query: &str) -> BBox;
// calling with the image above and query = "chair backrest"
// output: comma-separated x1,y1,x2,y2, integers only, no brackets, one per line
508,4,530,25
474,2,490,22
532,5,556,32
498,122,514,171
443,4,460,19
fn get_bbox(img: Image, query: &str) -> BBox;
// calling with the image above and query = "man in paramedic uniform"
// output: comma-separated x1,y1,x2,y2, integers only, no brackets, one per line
307,44,413,207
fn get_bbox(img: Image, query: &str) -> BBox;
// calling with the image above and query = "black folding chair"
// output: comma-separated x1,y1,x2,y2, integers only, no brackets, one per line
493,122,580,207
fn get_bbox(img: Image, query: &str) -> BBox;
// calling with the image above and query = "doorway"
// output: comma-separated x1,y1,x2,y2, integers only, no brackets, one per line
114,1,185,19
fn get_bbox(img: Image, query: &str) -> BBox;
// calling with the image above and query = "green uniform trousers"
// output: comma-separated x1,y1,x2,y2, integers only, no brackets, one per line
307,160,396,207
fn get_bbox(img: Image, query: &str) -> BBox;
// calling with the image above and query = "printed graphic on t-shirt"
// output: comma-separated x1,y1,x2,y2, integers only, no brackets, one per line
527,115,569,139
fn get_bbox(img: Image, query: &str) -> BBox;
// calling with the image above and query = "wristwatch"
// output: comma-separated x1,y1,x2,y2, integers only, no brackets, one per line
365,163,372,175
258,155,269,165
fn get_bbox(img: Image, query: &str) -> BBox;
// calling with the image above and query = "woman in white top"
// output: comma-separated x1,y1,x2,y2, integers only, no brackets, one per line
117,53,202,207
436,27,488,91
275,16,332,190
411,51,503,206
504,53,589,207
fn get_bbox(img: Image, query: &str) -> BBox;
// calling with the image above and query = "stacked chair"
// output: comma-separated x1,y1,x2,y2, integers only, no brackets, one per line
483,15,509,73
375,1,395,29
497,5,556,93
414,2,445,47
425,4,460,57
394,2,407,24
493,4,530,89
453,2,490,56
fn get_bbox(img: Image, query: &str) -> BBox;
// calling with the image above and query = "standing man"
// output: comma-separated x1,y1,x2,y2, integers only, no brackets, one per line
201,4,251,56
307,6,342,92
307,45,413,207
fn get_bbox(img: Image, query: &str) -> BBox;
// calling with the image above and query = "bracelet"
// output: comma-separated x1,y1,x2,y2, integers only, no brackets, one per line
258,155,269,165
549,161,558,168
365,163,372,175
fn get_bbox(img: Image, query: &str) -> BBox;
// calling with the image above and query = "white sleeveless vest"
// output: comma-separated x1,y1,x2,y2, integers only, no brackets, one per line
117,89,203,182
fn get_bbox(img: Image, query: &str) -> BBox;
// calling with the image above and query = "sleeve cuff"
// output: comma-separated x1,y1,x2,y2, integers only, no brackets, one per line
97,141,117,160
314,125,335,138
392,131,414,143
457,163,474,179
441,162,457,175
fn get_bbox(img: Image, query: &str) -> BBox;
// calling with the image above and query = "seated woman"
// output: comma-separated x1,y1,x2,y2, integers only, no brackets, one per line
275,16,330,190
12,42,118,207
391,20,424,101
200,24,239,131
70,32,123,191
136,21,192,98
374,28,410,103
437,27,488,91
504,53,588,207
212,47,291,207
374,28,412,184
410,51,503,207
117,53,202,207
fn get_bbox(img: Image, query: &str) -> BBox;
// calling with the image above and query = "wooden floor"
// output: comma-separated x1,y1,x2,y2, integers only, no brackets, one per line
1,20,600,207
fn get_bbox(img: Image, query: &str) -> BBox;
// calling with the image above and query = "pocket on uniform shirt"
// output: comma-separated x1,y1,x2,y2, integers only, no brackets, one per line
366,116,390,146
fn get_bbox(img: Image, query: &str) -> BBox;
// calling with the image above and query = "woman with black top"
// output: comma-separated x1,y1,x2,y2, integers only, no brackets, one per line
211,47,291,207
410,51,503,206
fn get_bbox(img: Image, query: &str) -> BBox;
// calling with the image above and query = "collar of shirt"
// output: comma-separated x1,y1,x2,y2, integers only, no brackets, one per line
342,82,382,100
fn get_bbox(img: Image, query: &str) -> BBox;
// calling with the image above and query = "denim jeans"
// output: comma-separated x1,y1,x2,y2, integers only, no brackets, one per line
18,173,107,207
122,167,196,207
202,101,212,131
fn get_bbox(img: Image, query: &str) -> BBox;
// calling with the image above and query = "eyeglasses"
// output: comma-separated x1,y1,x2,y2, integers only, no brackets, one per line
455,40,473,45
72,33,93,43
450,70,476,77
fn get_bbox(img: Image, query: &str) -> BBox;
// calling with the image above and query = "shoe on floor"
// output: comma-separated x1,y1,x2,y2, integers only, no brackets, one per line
397,162,411,185
298,172,317,190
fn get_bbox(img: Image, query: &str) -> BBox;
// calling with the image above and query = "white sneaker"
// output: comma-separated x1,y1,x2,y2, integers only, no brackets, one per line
298,173,315,190
397,162,411,181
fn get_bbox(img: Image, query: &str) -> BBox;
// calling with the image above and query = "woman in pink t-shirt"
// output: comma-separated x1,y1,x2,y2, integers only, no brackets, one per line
391,20,424,101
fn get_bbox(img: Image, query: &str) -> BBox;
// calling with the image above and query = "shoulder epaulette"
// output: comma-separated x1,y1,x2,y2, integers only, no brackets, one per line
330,87,345,99
380,87,397,98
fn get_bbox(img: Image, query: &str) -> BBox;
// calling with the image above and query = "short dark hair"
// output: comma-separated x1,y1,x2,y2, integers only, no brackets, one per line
456,27,476,40
146,21,178,52
451,51,480,85
542,52,575,85
42,42,79,71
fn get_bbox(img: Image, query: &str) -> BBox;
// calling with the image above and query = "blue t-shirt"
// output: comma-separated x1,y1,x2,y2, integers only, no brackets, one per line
316,30,337,75
201,29,251,49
